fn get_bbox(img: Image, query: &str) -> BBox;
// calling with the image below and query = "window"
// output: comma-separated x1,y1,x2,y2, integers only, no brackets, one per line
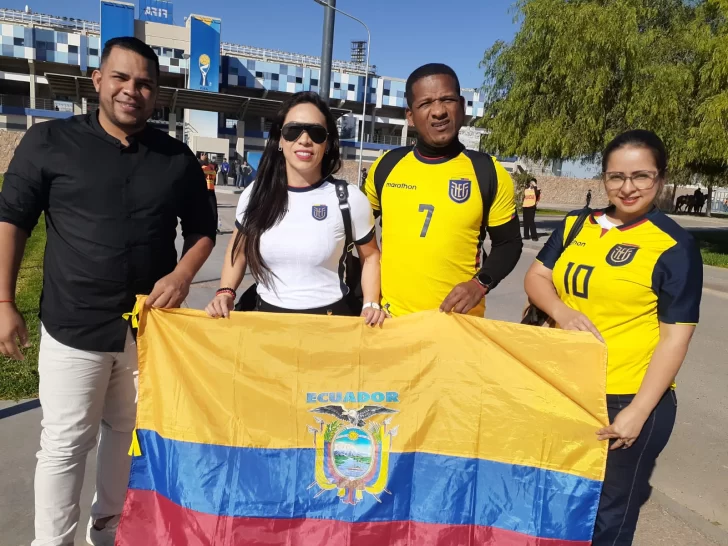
311,78,319,86
152,46,161,55
334,82,340,89
271,73,279,81
348,84,355,91
383,88,390,96
69,45,78,54
173,48,184,59
296,77,303,84
89,48,98,56
467,101,473,107
229,66,238,75
162,47,173,57
13,37,24,47
255,71,263,78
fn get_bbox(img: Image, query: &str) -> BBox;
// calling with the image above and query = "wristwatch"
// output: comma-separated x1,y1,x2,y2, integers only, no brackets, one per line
362,302,382,310
473,272,495,293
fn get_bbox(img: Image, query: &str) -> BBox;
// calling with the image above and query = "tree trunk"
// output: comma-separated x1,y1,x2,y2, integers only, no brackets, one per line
672,179,678,212
706,180,713,217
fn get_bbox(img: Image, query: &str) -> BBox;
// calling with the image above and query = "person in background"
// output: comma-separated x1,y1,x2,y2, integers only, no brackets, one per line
0,37,216,546
221,157,230,185
522,178,540,241
199,153,220,234
364,63,522,318
205,92,385,325
360,167,368,188
241,159,253,188
524,130,702,546
234,158,243,188
586,188,593,207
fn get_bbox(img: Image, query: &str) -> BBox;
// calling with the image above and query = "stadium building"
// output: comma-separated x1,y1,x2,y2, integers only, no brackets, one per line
0,1,543,176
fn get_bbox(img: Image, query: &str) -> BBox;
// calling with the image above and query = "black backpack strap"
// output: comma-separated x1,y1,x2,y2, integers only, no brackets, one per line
462,149,499,245
563,208,592,249
334,180,354,250
373,146,413,213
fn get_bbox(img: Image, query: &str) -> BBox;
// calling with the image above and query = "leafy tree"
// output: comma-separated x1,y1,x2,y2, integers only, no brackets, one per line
479,0,728,214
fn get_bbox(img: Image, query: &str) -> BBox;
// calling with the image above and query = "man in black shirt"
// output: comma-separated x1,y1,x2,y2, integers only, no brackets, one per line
0,37,215,545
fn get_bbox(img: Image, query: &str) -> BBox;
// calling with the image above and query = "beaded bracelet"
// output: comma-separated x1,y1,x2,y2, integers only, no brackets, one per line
216,288,237,299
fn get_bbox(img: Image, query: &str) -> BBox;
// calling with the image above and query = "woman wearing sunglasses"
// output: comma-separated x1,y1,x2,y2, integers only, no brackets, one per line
205,92,385,325
524,130,702,545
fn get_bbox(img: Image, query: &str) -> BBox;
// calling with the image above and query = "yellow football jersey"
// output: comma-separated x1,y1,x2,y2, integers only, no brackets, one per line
365,147,516,318
537,208,703,394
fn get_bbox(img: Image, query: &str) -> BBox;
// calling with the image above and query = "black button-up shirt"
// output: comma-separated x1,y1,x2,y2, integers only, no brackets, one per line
0,113,216,352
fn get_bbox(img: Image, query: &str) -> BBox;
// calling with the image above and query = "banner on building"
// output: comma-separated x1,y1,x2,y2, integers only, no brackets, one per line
116,299,608,545
99,1,135,52
188,15,221,92
139,0,173,24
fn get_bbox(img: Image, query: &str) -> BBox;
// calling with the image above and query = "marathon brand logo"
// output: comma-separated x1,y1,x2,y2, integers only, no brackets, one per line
606,244,639,266
312,205,328,221
386,182,417,190
449,179,472,203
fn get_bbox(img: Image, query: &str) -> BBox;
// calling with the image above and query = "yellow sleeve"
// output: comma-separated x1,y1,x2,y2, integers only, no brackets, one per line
364,154,385,213
487,157,517,227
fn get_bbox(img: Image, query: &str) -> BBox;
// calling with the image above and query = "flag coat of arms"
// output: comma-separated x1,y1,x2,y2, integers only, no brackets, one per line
117,297,608,545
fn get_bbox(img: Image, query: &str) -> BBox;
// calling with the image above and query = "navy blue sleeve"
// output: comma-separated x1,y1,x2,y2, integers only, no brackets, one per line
652,237,703,324
536,217,568,269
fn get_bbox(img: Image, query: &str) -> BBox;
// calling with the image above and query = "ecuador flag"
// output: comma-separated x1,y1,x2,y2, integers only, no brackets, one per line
117,297,608,546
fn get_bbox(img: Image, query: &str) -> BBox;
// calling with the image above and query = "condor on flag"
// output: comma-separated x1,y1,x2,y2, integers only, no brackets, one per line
117,297,608,546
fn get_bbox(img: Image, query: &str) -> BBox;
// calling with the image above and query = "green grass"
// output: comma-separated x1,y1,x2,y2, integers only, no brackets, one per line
535,208,569,216
0,176,45,400
693,230,728,268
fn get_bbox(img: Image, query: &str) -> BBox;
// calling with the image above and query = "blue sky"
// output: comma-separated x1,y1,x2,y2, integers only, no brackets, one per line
5,0,519,87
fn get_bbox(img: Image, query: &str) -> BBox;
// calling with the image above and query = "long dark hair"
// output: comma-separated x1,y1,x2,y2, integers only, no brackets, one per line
232,92,342,288
602,130,668,177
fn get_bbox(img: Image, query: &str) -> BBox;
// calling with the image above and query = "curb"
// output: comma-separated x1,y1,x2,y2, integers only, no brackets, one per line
650,489,728,545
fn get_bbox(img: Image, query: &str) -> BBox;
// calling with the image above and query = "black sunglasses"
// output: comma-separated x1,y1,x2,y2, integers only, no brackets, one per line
281,123,329,145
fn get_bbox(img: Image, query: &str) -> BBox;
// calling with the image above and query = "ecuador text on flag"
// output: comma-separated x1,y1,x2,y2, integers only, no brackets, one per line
117,298,608,545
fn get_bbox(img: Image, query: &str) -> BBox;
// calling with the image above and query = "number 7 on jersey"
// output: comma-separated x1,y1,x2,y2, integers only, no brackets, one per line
419,204,435,237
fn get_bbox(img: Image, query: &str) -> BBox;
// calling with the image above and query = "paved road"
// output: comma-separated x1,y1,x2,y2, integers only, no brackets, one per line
0,196,726,545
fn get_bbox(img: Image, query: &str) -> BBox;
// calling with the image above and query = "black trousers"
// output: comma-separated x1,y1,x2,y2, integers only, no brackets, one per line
593,390,677,546
522,206,538,240
256,297,355,316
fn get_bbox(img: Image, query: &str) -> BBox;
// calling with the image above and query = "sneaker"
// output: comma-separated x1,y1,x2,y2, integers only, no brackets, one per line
86,515,120,546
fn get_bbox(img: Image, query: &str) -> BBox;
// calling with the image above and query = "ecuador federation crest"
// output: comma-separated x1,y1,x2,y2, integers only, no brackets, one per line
606,244,639,267
312,205,328,221
449,179,472,203
307,403,398,505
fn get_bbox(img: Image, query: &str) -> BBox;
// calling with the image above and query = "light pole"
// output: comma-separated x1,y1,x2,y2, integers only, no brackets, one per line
313,0,371,185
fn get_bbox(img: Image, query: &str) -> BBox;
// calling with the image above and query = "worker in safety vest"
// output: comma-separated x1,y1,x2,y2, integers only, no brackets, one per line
199,152,220,233
522,178,540,241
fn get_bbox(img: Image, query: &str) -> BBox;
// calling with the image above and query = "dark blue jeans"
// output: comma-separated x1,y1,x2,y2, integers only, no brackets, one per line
593,389,677,545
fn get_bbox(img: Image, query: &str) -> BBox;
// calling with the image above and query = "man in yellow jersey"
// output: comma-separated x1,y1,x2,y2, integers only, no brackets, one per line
365,64,522,317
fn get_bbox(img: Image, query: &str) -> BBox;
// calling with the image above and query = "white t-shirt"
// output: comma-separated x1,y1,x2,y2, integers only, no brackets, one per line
235,178,375,310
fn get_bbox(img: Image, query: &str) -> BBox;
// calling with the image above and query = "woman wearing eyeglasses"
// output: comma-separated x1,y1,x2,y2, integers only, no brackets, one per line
205,92,386,325
524,130,702,545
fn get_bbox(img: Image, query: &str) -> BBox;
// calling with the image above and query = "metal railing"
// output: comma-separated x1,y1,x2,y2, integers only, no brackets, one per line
364,134,416,146
222,42,376,75
0,94,74,112
0,8,99,32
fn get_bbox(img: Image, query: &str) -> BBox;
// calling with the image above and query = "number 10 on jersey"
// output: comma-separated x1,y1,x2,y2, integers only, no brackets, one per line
419,204,434,238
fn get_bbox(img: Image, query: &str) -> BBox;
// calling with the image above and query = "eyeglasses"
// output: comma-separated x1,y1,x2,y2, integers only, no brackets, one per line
603,171,659,190
281,123,329,145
